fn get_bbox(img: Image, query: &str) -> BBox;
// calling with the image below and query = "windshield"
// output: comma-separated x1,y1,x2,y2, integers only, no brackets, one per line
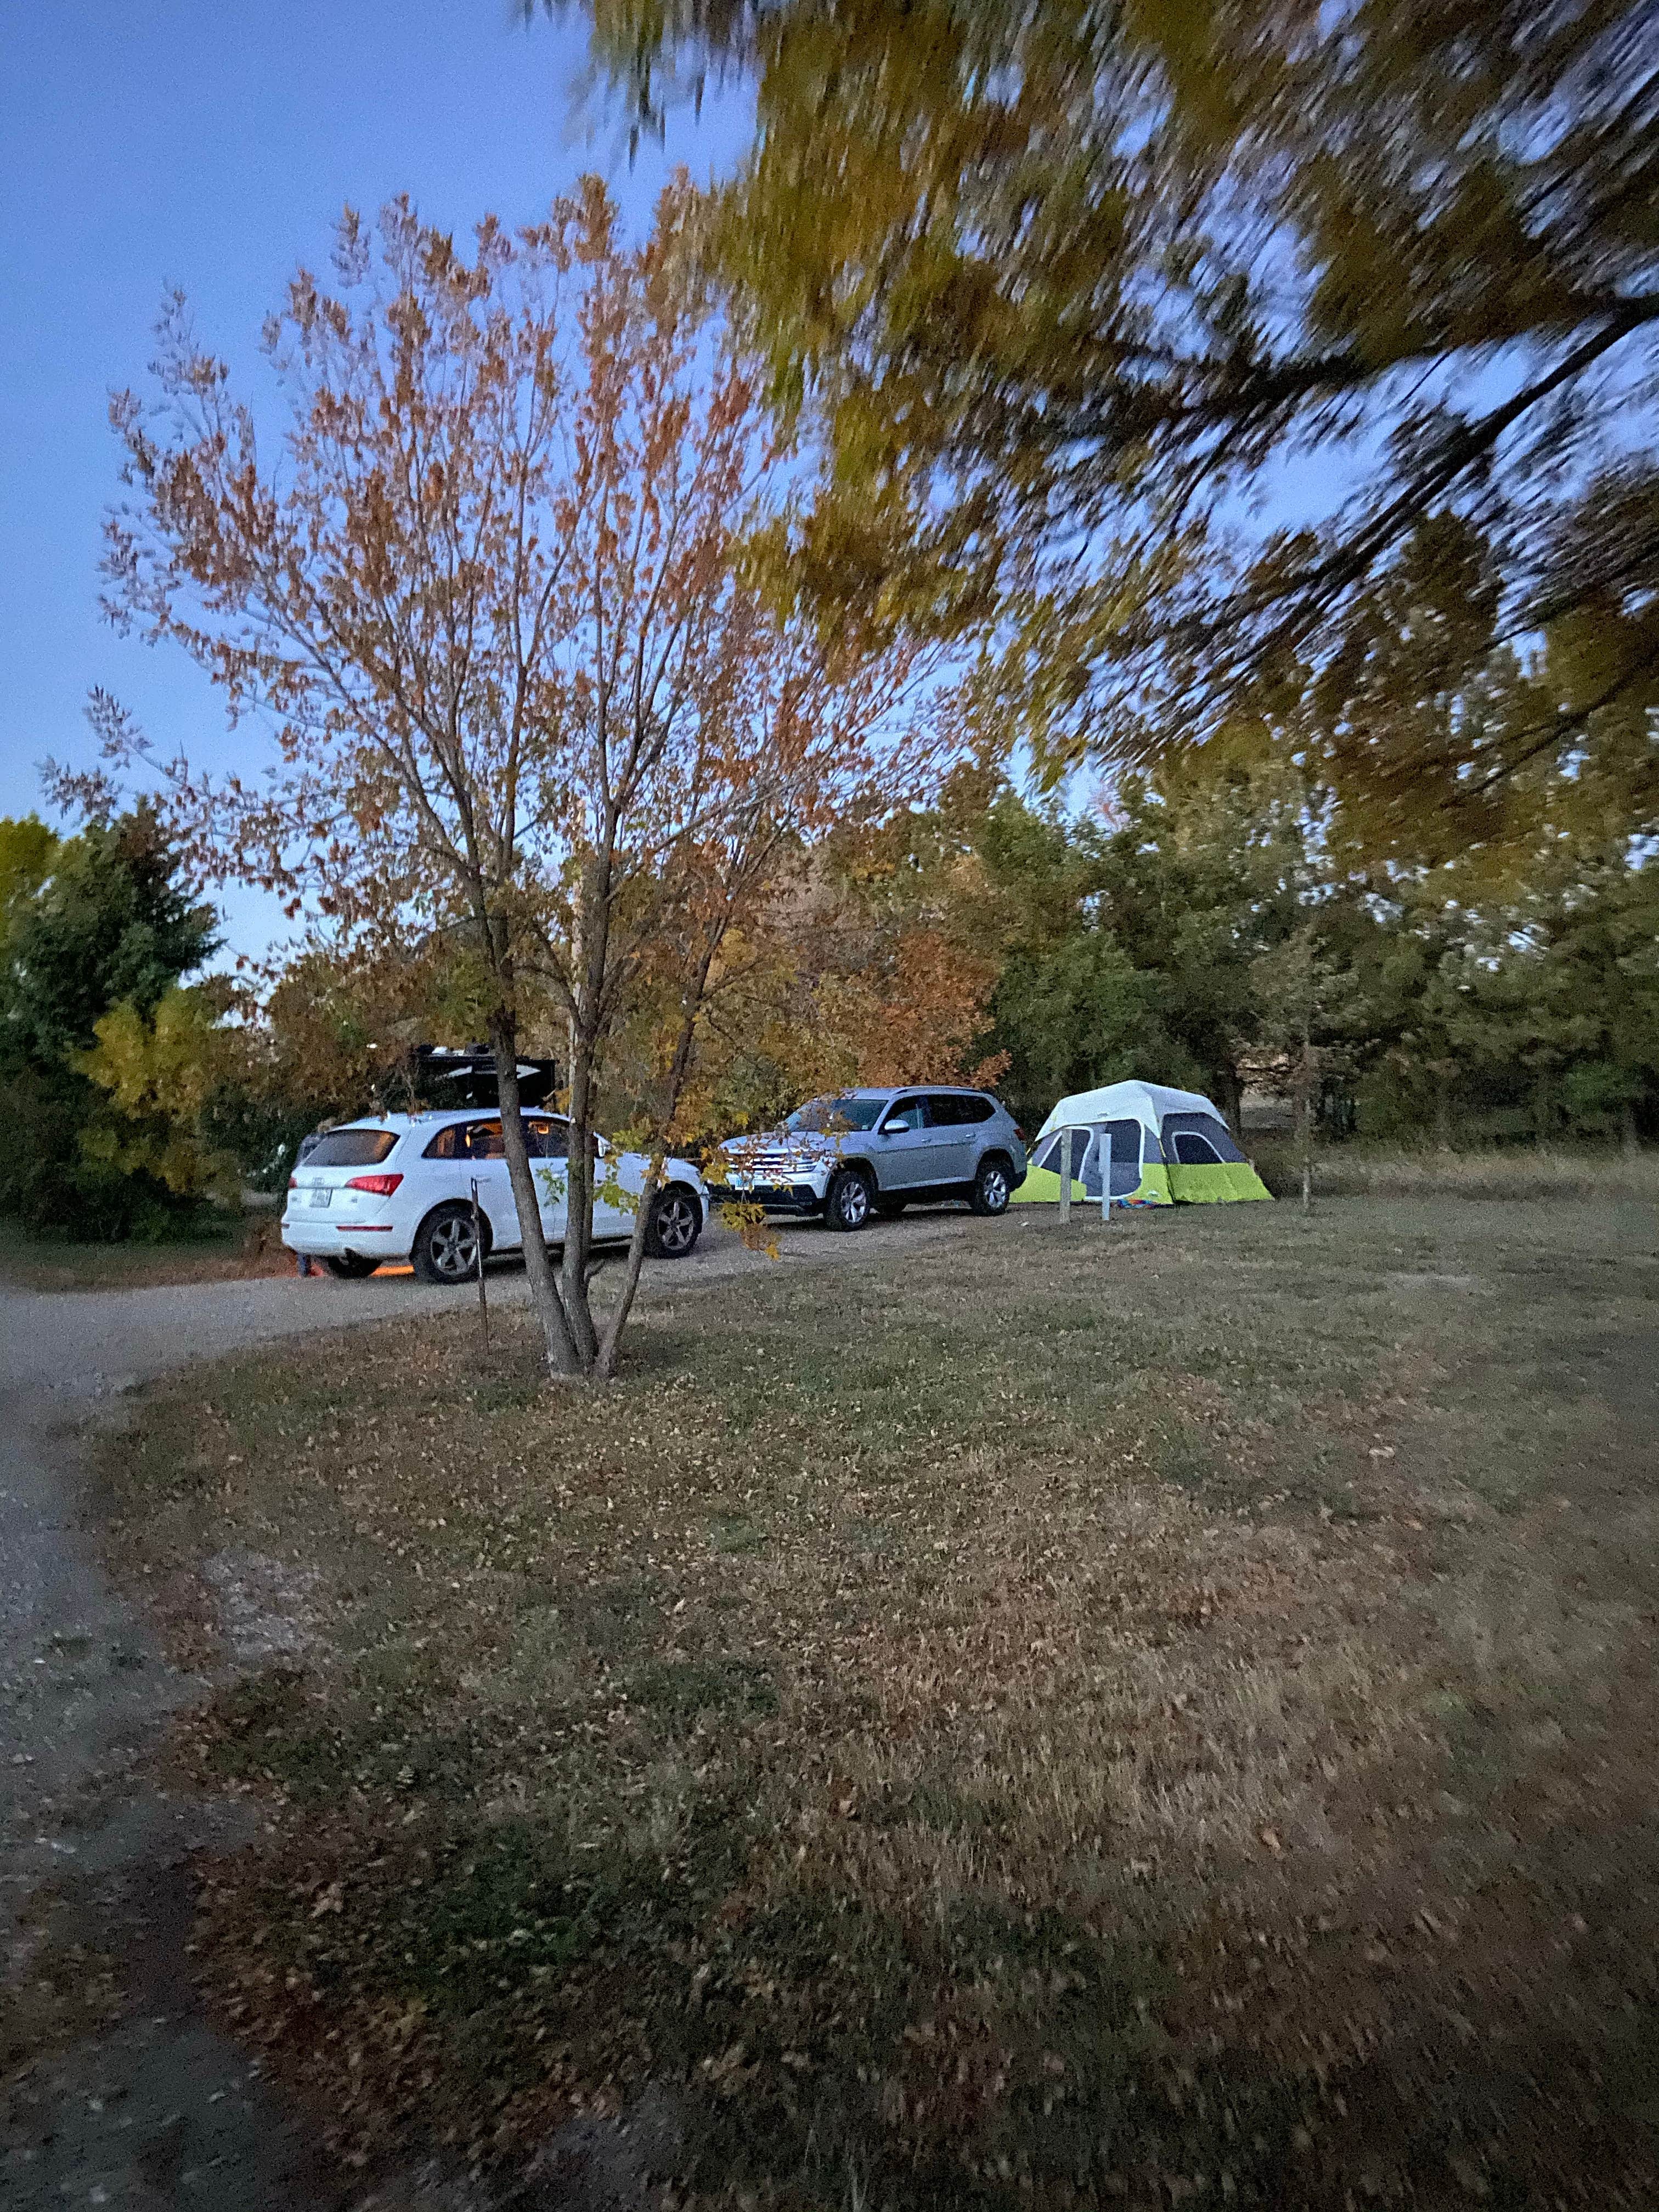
783,1094,885,1135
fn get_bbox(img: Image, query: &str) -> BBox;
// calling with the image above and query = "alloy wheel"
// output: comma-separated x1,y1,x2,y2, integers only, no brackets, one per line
430,1215,479,1279
655,1194,698,1254
839,1177,870,1227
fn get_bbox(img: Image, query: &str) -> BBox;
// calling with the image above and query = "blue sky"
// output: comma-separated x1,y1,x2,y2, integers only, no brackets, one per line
0,0,746,957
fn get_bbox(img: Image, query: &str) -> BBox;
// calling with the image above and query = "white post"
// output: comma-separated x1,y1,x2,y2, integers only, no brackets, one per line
1059,1126,1073,1222
1101,1131,1111,1225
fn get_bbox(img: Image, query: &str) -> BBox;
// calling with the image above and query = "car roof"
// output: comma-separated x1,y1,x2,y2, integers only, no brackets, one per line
841,1084,989,1099
333,1106,566,1132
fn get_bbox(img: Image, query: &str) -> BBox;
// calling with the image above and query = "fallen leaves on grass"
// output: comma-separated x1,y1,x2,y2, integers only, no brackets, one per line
93,1199,1659,2208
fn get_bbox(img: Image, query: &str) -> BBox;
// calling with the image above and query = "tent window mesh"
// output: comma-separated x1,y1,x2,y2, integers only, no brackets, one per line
1173,1132,1224,1166
1036,1131,1087,1177
1160,1112,1245,1163
1102,1120,1141,1193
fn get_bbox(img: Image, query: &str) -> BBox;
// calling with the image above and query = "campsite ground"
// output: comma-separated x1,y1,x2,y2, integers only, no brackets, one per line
58,1195,1659,2204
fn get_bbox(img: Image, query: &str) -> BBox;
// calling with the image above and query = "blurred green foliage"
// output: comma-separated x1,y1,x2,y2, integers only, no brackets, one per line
0,809,228,1239
562,0,1659,838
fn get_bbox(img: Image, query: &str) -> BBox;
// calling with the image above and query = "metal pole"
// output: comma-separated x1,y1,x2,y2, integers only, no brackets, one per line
1101,1131,1111,1226
470,1176,489,1351
1059,1127,1073,1222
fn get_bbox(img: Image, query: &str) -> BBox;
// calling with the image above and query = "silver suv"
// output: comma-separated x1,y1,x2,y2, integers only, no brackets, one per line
714,1087,1028,1230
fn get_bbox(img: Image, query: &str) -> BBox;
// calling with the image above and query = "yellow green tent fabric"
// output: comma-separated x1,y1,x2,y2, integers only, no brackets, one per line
1165,1158,1272,1204
1015,1081,1272,1207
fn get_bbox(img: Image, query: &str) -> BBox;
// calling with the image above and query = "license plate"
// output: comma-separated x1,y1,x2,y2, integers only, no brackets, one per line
307,1188,332,1209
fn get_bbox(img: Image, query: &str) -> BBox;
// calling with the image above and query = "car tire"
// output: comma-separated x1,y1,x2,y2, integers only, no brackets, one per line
873,1197,907,1218
969,1154,1013,1217
645,1183,703,1259
324,1254,381,1280
411,1201,487,1285
825,1167,874,1231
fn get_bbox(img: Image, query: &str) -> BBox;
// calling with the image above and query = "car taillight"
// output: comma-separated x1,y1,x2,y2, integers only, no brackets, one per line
345,1173,403,1196
288,1175,298,1189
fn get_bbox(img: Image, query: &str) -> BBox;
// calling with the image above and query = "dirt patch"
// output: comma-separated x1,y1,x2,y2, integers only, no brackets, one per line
202,1548,323,1666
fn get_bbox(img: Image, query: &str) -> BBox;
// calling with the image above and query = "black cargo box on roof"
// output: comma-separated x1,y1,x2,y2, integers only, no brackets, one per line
411,1045,558,1109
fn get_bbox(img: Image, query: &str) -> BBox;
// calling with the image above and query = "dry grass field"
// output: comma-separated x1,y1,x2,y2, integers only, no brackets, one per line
1253,1141,1659,1205
95,1193,1659,2208
0,1211,290,1292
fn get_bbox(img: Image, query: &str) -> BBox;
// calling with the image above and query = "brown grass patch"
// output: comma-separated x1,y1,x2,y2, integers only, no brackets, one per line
97,1197,1659,2207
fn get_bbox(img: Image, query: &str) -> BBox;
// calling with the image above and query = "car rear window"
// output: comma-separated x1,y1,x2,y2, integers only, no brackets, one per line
303,1128,399,1167
925,1094,995,1126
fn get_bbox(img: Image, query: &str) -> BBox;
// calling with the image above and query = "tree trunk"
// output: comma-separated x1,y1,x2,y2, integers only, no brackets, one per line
488,1010,583,1380
595,1147,665,1381
1217,1065,1245,1147
557,1019,601,1368
1299,1039,1314,1216
1434,1075,1452,1154
1622,1097,1639,1160
592,941,724,1382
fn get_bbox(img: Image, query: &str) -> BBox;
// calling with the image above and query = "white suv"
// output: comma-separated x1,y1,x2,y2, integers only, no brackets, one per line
281,1110,709,1283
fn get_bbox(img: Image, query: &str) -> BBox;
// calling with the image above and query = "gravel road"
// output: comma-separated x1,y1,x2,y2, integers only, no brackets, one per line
0,1265,511,2210
0,1209,969,2208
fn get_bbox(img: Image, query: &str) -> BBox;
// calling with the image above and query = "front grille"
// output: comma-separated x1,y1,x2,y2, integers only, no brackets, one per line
725,1151,802,1179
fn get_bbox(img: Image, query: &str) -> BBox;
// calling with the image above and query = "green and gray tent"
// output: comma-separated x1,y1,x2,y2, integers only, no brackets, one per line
1013,1081,1273,1208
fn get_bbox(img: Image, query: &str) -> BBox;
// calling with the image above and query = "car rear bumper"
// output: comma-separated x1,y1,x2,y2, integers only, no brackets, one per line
280,1218,406,1258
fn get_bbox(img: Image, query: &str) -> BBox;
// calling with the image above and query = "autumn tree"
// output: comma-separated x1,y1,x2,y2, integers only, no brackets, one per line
631,837,1007,1140
79,984,243,1210
178,935,447,1195
554,0,1659,825
80,181,937,1379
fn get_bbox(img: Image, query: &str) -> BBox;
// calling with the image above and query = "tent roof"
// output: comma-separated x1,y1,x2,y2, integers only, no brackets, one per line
1036,1080,1223,1139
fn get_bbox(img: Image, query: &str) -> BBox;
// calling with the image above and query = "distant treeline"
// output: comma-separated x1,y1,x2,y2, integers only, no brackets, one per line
3,771,1654,1239
881,765,1658,1153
